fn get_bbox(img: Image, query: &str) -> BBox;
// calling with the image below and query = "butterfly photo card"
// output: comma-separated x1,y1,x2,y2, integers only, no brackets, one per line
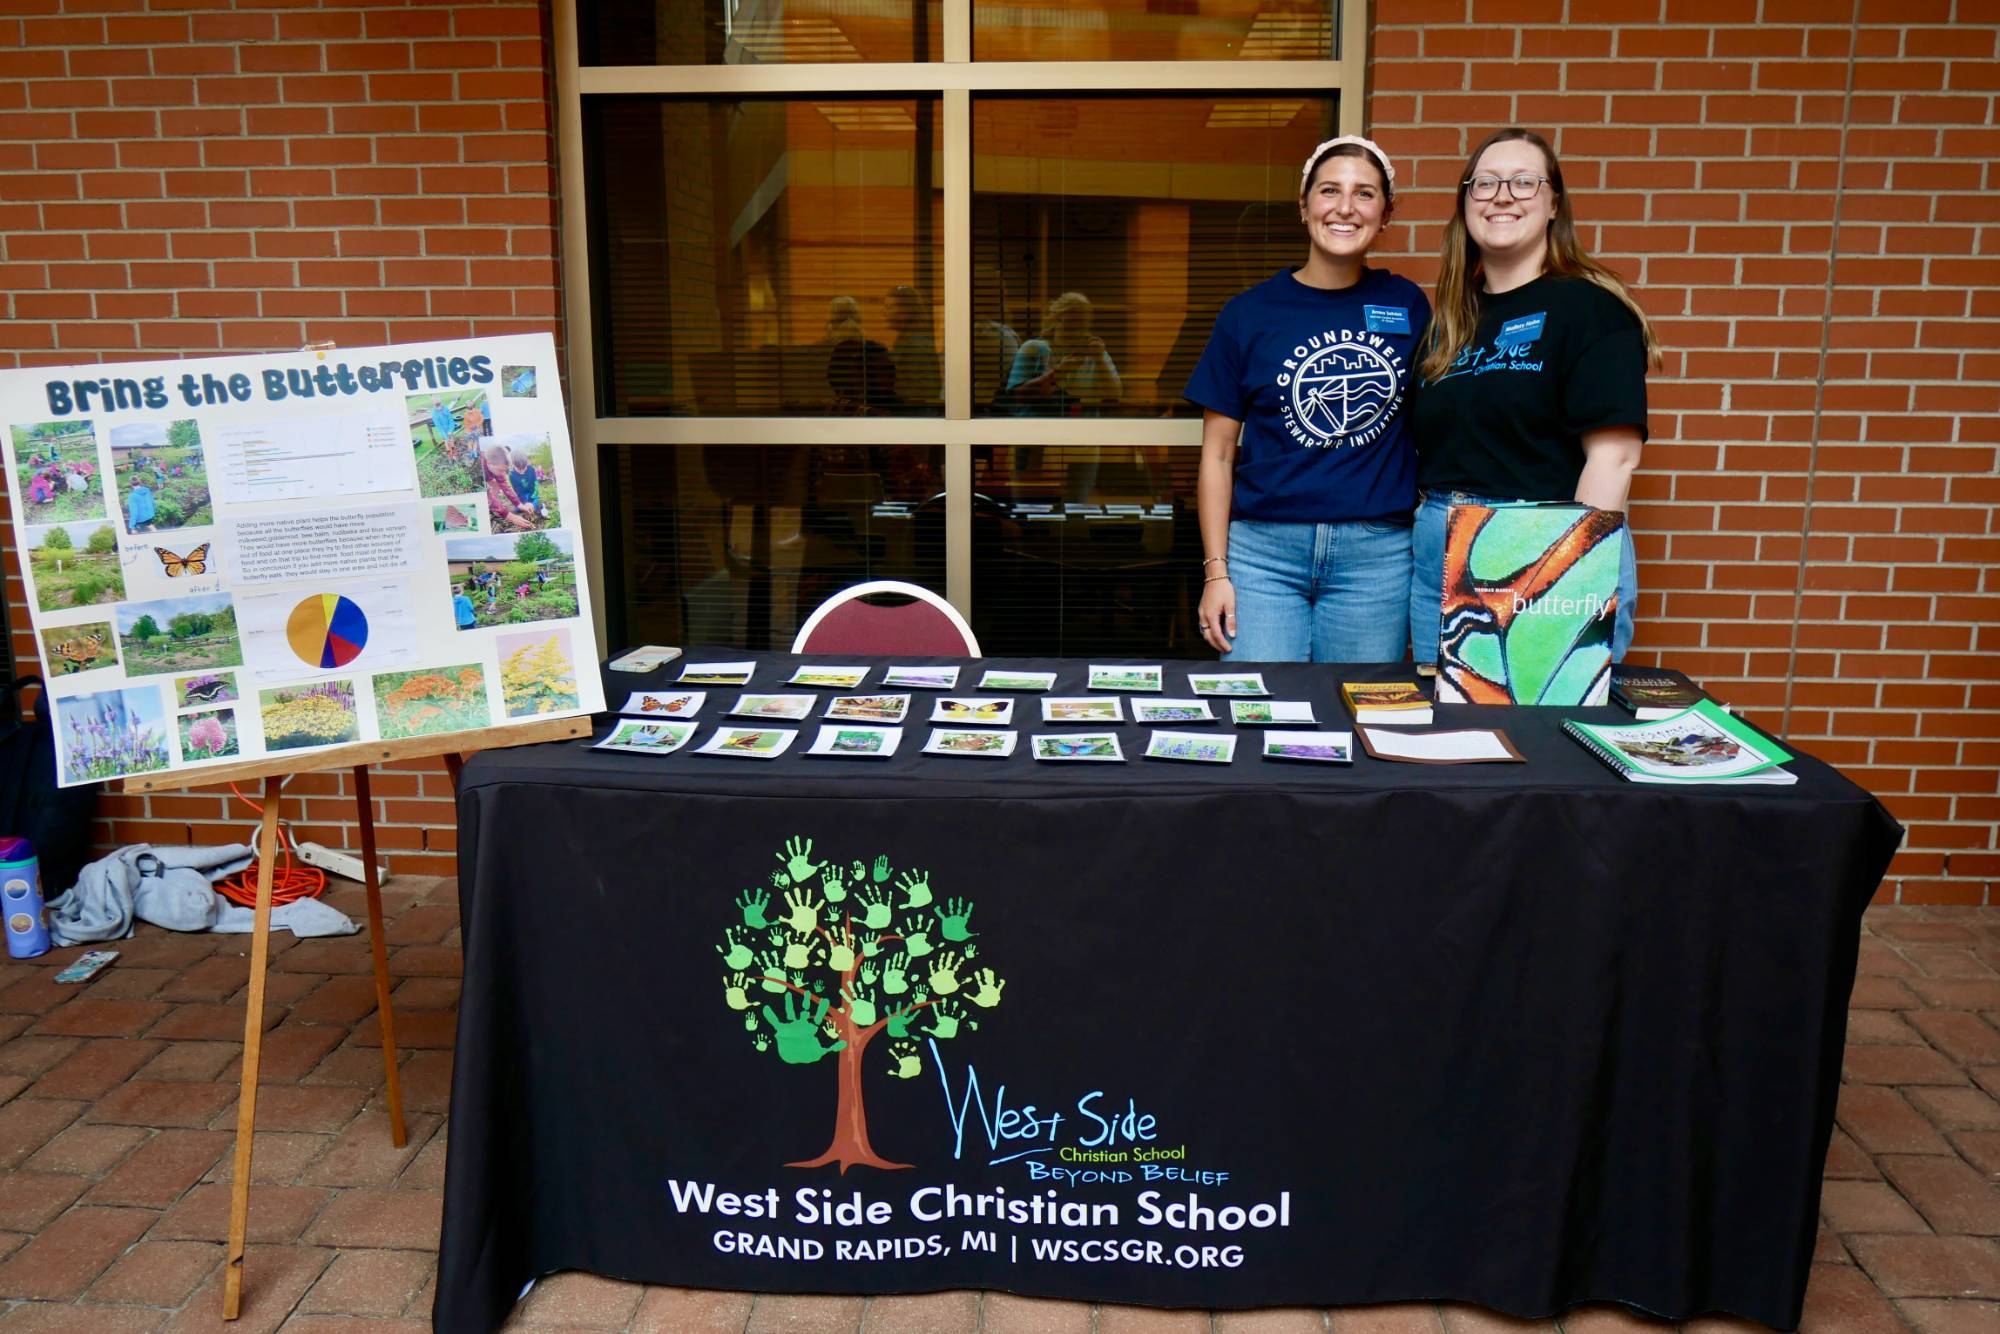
121,528,223,602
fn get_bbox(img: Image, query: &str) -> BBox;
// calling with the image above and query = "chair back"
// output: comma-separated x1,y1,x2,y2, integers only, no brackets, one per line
791,581,981,656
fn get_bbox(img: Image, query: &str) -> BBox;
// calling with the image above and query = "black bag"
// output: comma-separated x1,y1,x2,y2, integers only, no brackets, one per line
0,676,100,897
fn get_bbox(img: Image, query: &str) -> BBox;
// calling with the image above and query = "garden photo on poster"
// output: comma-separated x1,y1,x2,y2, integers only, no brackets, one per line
10,420,104,524
373,664,493,739
114,593,242,678
178,707,240,760
26,520,125,613
55,687,170,784
109,419,211,532
445,531,578,629
259,680,360,752
498,628,579,717
407,388,490,497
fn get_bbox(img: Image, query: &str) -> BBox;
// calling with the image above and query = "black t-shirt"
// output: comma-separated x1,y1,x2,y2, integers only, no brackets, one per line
1411,274,1649,501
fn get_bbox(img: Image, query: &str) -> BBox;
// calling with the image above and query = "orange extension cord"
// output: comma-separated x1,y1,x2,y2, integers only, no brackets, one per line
210,783,328,908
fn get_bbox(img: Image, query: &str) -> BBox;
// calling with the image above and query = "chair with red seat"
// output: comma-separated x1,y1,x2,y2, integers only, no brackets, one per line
790,580,981,656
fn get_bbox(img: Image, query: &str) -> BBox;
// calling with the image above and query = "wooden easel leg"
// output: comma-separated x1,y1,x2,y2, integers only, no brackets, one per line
353,765,406,1148
223,773,286,1321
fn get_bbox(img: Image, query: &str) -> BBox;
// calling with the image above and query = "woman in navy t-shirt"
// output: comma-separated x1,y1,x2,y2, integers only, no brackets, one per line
1185,136,1429,662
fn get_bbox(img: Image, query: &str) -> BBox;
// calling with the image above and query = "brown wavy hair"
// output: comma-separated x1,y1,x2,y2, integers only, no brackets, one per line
1417,128,1662,384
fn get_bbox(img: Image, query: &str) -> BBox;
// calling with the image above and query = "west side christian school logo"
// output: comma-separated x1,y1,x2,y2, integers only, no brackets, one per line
1276,327,1407,450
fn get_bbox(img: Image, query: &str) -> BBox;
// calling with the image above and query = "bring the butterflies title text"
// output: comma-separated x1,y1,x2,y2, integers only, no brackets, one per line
40,353,498,419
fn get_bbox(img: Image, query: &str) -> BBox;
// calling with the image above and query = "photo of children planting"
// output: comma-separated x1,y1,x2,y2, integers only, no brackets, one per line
178,707,239,760
481,431,560,533
497,628,578,717
55,687,171,784
40,621,117,675
109,419,212,533
259,679,360,752
407,388,491,497
372,663,492,740
11,420,105,524
444,530,577,629
114,592,243,677
26,520,125,612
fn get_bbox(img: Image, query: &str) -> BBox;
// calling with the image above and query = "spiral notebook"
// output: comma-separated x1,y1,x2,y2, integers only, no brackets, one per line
1563,701,1796,785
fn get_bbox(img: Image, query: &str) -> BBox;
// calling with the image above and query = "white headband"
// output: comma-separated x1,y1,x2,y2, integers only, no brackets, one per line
1300,135,1396,197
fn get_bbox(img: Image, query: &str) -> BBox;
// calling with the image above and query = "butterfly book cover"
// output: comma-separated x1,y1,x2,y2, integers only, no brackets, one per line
1432,503,1620,707
1,333,605,788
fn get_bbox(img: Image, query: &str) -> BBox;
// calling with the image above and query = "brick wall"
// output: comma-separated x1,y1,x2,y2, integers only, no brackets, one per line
4,1,1997,902
0,0,559,875
1371,0,2000,904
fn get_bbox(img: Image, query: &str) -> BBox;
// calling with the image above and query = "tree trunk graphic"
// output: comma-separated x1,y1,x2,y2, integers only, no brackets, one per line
786,1025,911,1173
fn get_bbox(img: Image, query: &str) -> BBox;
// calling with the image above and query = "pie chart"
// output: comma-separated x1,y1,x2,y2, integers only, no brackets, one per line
287,594,369,669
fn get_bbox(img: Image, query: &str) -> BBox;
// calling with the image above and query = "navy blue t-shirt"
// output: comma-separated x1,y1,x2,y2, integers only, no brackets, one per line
1184,267,1429,523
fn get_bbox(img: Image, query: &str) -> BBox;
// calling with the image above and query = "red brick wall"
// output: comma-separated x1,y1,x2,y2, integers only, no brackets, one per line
1371,0,2000,904
0,0,558,875
4,2,1997,903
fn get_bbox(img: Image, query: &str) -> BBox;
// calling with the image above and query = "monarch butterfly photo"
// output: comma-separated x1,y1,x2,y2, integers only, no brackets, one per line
154,542,210,577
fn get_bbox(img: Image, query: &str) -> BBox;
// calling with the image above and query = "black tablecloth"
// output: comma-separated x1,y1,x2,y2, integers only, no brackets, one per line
436,650,1900,1331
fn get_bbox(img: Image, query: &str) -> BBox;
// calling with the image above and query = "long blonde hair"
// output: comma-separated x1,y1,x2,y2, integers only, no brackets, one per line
1418,128,1663,384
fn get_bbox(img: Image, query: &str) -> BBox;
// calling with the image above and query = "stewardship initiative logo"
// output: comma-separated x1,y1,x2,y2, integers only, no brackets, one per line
1276,328,1405,449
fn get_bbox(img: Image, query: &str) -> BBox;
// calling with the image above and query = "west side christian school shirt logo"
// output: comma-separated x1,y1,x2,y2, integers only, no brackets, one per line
1274,326,1408,451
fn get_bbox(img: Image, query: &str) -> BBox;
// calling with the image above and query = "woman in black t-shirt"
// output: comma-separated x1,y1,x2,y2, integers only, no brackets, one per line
1407,127,1662,666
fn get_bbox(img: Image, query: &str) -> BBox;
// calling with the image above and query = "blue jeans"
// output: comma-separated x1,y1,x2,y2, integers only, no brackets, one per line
1408,491,1638,666
1223,517,1413,663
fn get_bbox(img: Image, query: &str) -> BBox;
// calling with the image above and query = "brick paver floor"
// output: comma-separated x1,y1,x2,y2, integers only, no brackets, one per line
1,882,1997,1332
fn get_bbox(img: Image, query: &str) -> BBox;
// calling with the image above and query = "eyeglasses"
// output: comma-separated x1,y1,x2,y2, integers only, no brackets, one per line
1464,173,1549,202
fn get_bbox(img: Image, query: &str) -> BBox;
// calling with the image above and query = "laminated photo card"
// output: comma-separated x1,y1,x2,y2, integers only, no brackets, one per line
1087,664,1163,692
825,693,911,723
805,723,903,758
1042,696,1123,724
883,664,960,690
923,727,1017,758
931,696,1014,725
1132,699,1216,725
606,645,682,673
1031,732,1125,762
694,726,796,759
1262,730,1354,764
728,693,815,722
789,664,870,689
1230,699,1318,726
679,661,754,686
618,690,703,719
978,669,1057,692
1190,672,1270,697
593,719,697,755
1144,730,1236,764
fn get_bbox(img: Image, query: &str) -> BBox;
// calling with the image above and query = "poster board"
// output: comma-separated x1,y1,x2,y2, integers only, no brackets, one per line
1434,502,1621,707
1,334,605,788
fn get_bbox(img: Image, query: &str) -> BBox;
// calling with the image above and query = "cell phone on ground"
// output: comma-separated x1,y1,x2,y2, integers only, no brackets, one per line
53,949,118,984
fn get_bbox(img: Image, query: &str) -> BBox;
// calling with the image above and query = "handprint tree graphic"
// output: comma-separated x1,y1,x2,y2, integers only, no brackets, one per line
721,835,1004,1173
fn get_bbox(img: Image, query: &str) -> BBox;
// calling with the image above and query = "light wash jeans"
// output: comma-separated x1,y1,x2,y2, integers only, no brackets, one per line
1222,517,1413,663
1408,490,1638,666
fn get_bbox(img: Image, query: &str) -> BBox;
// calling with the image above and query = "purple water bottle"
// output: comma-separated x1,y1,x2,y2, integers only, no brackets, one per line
1,837,50,960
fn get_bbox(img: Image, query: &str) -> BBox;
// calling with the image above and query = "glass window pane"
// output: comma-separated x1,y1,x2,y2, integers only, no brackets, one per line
971,94,1335,419
587,98,945,419
974,1,1337,63
579,0,942,65
970,445,1203,657
608,444,947,652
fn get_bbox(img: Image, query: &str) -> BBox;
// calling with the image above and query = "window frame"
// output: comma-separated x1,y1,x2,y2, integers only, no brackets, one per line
554,0,1370,651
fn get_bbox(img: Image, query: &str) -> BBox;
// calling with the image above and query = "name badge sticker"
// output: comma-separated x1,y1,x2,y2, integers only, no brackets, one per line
1363,305,1412,335
1499,312,1546,346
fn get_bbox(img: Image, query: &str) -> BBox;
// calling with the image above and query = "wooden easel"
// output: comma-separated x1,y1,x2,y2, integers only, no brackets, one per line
123,714,587,1319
